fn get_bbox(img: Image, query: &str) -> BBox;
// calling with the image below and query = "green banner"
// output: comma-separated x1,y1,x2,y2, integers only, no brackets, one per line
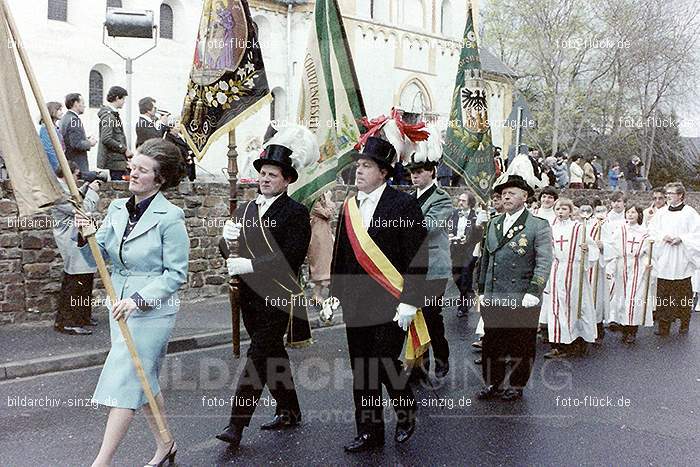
443,4,495,203
290,0,366,208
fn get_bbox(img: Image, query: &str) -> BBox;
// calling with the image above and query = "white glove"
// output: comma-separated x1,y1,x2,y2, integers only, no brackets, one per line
222,220,242,241
320,297,339,323
522,293,540,307
478,295,486,307
227,257,254,276
393,303,418,331
476,210,489,225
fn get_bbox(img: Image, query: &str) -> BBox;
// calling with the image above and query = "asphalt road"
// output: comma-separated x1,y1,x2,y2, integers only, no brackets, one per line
1,311,698,466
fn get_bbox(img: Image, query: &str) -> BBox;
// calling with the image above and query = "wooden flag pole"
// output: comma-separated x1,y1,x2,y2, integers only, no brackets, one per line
642,240,655,327
0,0,171,444
226,129,241,358
592,222,602,304
576,219,587,320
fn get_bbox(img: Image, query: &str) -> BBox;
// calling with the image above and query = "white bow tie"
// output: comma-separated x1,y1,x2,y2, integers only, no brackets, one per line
256,195,270,206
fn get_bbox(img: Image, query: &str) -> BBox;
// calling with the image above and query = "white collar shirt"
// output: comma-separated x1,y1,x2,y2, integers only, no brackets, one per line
356,183,387,229
503,207,526,234
256,192,284,218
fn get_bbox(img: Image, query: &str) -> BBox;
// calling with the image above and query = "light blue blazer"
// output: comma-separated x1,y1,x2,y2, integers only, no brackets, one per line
95,191,189,315
91,191,189,409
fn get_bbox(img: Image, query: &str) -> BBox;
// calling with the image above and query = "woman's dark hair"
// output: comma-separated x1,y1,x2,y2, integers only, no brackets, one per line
137,139,186,190
538,185,559,201
40,101,63,125
627,205,644,225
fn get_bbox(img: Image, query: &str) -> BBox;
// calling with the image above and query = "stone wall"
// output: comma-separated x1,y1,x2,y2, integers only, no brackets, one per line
1,180,698,324
0,180,259,324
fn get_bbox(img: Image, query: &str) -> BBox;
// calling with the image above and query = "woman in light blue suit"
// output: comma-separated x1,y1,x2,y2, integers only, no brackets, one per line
77,139,189,467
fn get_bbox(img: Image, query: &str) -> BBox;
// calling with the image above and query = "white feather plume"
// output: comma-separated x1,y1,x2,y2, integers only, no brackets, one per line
263,124,319,171
502,153,548,190
381,119,414,162
410,123,443,164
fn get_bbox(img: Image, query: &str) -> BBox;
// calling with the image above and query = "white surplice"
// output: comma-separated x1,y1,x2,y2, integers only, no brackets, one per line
543,219,599,344
605,223,656,327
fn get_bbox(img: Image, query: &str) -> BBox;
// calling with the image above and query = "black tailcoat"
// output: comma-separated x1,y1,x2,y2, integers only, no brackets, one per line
330,185,428,437
227,192,311,428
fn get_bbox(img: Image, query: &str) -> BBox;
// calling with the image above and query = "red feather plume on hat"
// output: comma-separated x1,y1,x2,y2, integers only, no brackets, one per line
354,108,430,158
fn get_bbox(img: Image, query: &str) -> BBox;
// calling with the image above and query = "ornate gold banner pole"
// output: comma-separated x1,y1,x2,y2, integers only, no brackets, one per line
225,129,241,358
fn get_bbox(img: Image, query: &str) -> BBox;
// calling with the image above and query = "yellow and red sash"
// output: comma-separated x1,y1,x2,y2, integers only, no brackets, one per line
343,197,430,364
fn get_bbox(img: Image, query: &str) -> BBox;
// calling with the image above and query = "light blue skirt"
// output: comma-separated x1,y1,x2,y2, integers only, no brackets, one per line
92,311,176,409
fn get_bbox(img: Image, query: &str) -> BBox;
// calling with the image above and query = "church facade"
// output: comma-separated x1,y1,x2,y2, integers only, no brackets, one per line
9,0,515,177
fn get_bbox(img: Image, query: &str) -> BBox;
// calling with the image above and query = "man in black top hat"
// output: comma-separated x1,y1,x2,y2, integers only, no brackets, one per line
323,136,428,453
476,174,553,401
216,125,315,450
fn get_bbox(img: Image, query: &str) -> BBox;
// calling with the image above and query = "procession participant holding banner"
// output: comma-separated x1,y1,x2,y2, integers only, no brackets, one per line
323,135,429,453
1,1,181,464
215,125,315,450
76,139,189,467
605,206,656,344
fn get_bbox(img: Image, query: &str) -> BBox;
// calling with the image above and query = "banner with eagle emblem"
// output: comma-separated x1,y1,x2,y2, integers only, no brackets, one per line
443,2,495,203
180,0,271,160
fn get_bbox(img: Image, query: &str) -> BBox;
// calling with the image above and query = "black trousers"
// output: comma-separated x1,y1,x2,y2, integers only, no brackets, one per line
656,277,693,324
54,272,94,328
416,279,449,374
346,322,416,437
481,305,539,390
229,304,300,429
452,246,477,310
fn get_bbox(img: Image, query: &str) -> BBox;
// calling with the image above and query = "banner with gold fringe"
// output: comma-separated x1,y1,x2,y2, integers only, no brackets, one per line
180,0,271,160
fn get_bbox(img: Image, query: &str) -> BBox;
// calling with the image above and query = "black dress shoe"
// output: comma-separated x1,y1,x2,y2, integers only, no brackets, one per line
476,385,503,400
260,414,301,430
434,364,449,379
395,418,416,444
216,425,243,448
344,433,384,453
500,388,523,401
